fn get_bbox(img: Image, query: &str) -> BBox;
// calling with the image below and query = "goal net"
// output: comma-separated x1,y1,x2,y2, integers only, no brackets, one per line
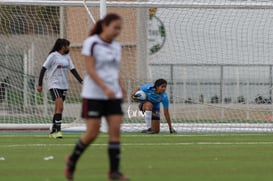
1,0,273,133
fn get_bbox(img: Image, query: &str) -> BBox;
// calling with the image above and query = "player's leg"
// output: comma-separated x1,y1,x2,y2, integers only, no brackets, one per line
150,107,160,134
106,100,129,181
65,118,101,180
49,89,65,138
151,120,160,134
140,101,153,133
65,99,102,180
107,115,122,176
69,119,101,163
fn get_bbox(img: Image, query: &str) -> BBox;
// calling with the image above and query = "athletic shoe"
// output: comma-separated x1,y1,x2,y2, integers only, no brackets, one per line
56,131,63,138
65,156,75,181
146,130,156,134
49,131,63,139
49,132,57,138
108,172,129,181
141,128,151,133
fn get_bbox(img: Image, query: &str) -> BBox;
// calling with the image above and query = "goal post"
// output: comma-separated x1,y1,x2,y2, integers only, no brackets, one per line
1,0,273,133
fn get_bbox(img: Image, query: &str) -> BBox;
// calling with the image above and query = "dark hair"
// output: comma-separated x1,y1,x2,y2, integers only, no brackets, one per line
49,38,70,54
154,79,167,88
89,13,122,36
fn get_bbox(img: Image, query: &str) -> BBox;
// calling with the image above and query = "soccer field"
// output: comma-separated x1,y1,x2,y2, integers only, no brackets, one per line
0,133,273,181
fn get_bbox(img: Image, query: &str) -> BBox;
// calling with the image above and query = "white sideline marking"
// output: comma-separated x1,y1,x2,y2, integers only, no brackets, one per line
0,133,271,138
1,142,273,148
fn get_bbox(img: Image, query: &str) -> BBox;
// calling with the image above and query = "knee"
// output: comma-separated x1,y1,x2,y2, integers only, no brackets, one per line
108,127,121,142
55,108,63,114
57,106,63,113
55,98,64,113
143,102,153,111
81,132,98,144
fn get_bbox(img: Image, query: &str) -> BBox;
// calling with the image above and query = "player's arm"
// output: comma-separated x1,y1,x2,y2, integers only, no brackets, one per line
119,76,126,102
163,108,175,133
132,88,140,94
70,69,83,84
85,56,115,99
131,88,141,102
68,55,83,84
37,54,54,92
131,88,140,96
131,84,149,101
37,67,47,93
162,96,176,134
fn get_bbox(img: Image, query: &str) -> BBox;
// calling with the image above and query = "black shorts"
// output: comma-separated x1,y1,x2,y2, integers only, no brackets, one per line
81,99,123,119
49,88,67,101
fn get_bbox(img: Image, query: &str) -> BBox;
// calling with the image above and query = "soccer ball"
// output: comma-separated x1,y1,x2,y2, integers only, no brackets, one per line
134,90,146,101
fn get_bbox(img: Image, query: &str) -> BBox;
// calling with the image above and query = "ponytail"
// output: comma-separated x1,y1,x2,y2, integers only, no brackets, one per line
89,20,103,36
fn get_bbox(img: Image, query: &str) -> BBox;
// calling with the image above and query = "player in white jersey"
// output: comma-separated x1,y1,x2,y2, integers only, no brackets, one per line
37,38,83,138
65,13,129,181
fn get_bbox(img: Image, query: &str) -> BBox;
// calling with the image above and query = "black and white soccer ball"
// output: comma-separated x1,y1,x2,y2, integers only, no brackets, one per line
134,90,146,101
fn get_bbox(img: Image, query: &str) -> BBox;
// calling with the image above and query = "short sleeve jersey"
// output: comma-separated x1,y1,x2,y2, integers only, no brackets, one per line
140,83,169,109
42,51,75,89
81,35,122,99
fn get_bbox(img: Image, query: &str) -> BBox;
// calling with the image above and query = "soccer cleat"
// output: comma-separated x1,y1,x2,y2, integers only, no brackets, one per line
108,172,129,181
49,132,57,138
56,131,63,138
49,131,63,138
146,130,156,134
65,156,75,181
141,128,152,133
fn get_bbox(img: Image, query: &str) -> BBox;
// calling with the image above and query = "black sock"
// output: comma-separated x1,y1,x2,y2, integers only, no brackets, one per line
51,113,62,132
108,142,121,173
70,139,88,164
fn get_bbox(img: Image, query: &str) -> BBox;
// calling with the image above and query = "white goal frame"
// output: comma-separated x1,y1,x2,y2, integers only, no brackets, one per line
1,0,273,133
1,0,273,8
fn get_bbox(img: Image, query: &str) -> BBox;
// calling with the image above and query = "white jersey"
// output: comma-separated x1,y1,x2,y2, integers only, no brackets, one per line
81,34,122,99
43,51,75,89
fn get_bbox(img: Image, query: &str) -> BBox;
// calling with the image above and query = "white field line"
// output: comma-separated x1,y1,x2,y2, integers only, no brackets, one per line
1,142,273,148
0,133,271,138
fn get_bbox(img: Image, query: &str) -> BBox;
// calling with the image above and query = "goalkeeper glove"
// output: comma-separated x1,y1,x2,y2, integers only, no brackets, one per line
169,127,176,134
131,94,140,102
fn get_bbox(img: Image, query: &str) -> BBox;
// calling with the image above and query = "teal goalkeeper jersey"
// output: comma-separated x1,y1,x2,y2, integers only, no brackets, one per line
140,83,169,109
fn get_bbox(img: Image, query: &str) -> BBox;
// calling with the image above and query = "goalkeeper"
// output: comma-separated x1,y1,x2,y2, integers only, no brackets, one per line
132,79,176,134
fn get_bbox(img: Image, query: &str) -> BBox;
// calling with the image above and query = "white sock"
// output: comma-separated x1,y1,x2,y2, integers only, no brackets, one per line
145,111,152,129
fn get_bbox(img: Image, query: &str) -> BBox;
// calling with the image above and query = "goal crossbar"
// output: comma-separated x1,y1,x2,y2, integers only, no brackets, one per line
2,0,273,9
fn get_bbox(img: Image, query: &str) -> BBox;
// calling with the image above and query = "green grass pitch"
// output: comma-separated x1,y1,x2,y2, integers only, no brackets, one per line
0,132,273,181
